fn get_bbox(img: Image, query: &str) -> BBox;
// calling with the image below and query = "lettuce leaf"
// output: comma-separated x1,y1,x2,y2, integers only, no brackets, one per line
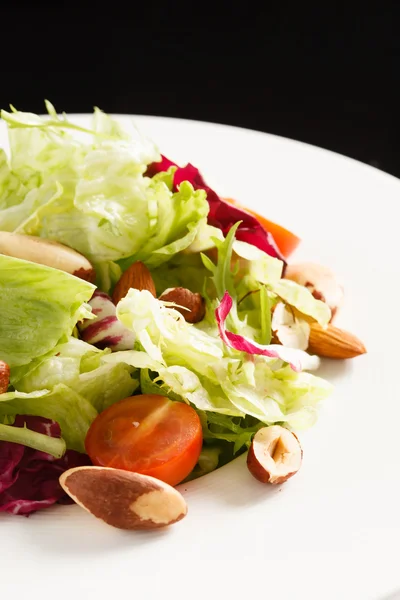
272,279,331,326
146,156,287,262
0,104,209,291
0,255,95,373
114,289,332,428
0,420,66,458
0,386,96,452
0,149,27,209
4,337,139,450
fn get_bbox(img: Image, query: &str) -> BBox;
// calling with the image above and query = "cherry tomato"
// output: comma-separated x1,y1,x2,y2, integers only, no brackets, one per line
85,394,203,486
224,198,301,258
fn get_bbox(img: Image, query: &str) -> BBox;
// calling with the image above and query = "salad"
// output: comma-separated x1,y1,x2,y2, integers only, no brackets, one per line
0,103,366,529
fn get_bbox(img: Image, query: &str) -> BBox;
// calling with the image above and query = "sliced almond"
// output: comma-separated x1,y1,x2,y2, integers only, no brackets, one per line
112,261,156,305
308,322,366,359
159,287,206,323
0,232,95,282
247,425,302,485
59,466,187,530
0,360,10,394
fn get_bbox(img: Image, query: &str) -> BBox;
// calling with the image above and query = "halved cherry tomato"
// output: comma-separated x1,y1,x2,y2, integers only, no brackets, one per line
85,394,203,486
224,198,301,258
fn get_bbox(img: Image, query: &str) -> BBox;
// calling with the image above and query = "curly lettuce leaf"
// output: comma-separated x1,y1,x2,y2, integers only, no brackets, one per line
0,104,208,291
117,180,209,271
114,289,332,428
220,359,333,429
0,149,28,209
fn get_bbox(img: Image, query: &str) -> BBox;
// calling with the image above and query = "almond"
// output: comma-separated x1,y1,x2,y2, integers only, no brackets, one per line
112,261,156,305
0,360,10,394
59,466,187,530
308,322,366,359
247,426,302,484
0,232,95,282
159,287,206,323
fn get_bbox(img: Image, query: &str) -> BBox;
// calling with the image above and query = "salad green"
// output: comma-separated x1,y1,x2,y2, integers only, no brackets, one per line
0,103,334,486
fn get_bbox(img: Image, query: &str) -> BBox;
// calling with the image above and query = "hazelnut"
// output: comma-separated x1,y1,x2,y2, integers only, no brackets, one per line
159,287,206,323
284,262,344,321
247,426,302,484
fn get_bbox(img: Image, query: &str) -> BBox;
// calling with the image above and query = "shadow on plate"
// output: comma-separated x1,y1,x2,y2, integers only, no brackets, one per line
3,504,173,556
378,591,400,600
182,452,285,509
315,357,354,382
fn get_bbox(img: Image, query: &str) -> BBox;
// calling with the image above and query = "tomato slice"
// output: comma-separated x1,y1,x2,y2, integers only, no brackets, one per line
85,394,203,486
224,198,301,258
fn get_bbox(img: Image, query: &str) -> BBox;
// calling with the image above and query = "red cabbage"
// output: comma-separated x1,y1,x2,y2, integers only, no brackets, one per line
146,156,285,263
0,416,90,516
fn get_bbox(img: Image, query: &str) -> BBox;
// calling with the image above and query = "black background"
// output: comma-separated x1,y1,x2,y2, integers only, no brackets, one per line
2,5,400,177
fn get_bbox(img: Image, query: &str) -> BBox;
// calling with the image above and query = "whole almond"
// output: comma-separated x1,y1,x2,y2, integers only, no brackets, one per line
112,261,156,305
308,322,366,359
59,466,188,530
0,360,10,394
159,287,206,323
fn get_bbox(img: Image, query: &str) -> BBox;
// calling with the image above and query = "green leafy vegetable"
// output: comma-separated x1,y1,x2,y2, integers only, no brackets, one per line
114,289,332,429
2,337,139,451
272,279,331,326
0,255,94,374
0,420,66,458
0,386,96,453
0,103,209,291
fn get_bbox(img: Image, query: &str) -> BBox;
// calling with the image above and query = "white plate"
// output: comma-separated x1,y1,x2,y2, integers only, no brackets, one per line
1,115,400,600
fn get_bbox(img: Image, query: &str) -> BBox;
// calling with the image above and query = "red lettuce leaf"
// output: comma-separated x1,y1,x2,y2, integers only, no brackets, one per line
215,292,302,371
0,416,90,516
146,156,285,263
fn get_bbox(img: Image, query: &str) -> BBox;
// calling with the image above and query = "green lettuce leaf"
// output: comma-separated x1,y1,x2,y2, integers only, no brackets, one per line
0,386,96,452
272,279,331,326
0,104,208,291
0,420,66,458
151,252,209,296
114,289,332,427
117,180,209,271
7,337,139,449
0,255,95,373
0,149,28,209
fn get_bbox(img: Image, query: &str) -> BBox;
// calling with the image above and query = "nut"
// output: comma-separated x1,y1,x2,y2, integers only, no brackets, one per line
308,322,366,359
284,262,344,320
112,261,156,305
247,425,302,484
59,466,188,530
0,360,10,394
159,287,206,323
0,232,95,282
